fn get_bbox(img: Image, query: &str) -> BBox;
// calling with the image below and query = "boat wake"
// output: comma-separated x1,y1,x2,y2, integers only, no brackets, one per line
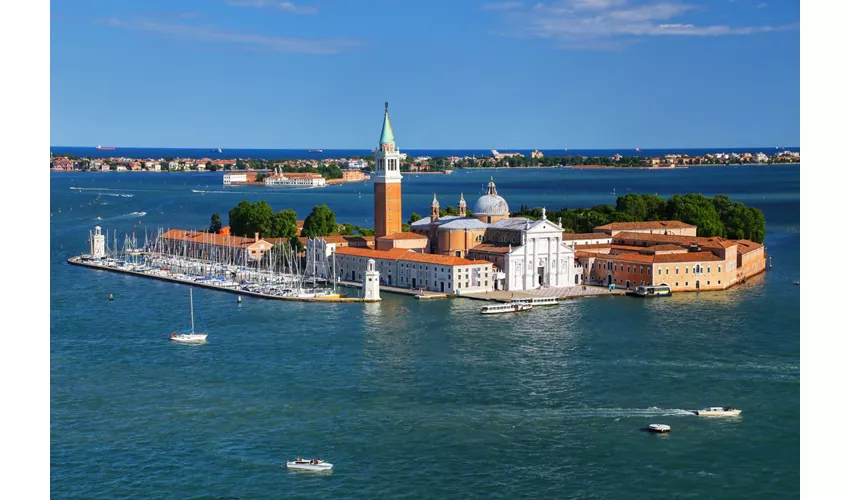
562,407,695,418
125,211,147,217
69,187,134,197
192,188,315,194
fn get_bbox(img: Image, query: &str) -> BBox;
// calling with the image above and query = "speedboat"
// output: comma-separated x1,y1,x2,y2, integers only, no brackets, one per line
648,424,671,433
286,458,333,471
693,407,741,417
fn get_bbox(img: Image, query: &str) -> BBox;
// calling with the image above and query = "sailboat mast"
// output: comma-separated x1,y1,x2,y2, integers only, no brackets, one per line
190,288,195,334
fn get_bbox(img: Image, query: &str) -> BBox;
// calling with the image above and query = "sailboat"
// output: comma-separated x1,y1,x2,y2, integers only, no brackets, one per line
170,289,208,344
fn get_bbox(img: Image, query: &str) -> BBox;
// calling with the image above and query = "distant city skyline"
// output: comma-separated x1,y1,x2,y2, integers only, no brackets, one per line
51,0,800,149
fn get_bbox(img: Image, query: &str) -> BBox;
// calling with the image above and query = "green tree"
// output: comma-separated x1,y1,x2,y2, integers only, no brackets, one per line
355,225,375,236
302,204,337,238
616,194,648,221
642,194,667,220
269,209,298,239
339,223,355,236
408,212,423,225
665,194,724,237
209,213,223,233
228,200,274,237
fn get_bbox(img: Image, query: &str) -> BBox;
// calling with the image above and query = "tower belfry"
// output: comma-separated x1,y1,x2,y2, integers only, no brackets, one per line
373,102,403,237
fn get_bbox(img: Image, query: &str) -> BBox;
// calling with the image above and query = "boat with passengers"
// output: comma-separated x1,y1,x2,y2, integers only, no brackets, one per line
481,302,533,315
511,297,560,307
628,284,672,298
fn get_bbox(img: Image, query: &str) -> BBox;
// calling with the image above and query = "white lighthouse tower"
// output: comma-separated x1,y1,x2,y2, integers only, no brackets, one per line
363,259,381,301
91,226,106,258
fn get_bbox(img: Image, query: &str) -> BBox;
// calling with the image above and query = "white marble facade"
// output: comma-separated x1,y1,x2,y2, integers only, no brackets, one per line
499,216,579,291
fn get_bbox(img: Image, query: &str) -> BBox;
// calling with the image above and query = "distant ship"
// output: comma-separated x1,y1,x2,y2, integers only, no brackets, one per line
635,147,641,152
96,145,116,151
210,148,222,153
308,149,323,153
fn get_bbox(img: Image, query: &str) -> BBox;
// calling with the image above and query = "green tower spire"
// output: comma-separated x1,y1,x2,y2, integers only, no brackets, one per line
379,101,395,145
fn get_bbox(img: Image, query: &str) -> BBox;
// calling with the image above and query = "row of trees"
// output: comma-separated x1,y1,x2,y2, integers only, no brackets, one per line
512,193,766,243
210,201,345,240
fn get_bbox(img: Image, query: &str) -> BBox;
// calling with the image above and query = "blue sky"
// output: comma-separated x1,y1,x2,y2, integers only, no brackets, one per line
50,0,800,149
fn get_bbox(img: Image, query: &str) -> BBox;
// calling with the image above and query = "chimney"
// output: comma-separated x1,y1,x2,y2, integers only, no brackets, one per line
254,232,259,242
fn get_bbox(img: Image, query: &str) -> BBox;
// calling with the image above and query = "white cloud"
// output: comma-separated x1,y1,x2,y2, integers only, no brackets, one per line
488,0,797,49
226,1,318,15
96,18,362,54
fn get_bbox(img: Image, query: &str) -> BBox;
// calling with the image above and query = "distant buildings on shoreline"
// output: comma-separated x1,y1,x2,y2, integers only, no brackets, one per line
49,148,800,174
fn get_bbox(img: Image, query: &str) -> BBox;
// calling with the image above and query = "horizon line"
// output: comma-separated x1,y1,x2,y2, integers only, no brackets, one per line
50,145,801,151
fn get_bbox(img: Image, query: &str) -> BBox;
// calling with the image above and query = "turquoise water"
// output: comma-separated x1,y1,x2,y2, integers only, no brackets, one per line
51,166,800,498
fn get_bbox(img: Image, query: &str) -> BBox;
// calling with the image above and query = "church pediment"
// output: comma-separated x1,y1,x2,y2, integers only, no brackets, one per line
526,219,564,234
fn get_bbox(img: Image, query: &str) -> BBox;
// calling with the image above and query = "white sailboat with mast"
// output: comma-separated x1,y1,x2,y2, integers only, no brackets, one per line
170,288,208,344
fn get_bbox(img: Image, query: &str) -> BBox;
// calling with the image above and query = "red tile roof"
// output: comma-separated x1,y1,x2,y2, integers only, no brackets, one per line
735,239,763,254
562,232,611,240
401,252,492,266
377,232,428,241
334,247,410,260
613,232,737,249
596,221,696,231
334,247,491,267
469,243,512,254
576,249,723,264
651,251,723,263
160,229,268,248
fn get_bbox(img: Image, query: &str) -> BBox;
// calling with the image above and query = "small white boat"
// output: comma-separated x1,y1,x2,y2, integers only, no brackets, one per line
170,289,208,344
648,424,671,433
286,458,333,471
694,407,741,417
481,302,533,315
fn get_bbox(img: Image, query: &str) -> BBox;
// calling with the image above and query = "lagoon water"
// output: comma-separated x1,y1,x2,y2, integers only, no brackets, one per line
51,166,800,498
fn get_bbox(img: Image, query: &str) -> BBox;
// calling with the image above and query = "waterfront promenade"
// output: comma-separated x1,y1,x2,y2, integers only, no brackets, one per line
464,285,626,302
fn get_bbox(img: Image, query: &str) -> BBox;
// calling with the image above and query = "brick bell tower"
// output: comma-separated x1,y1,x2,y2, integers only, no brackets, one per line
373,102,403,237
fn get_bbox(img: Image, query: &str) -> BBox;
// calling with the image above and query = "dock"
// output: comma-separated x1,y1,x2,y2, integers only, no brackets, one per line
338,280,449,299
67,256,377,303
463,285,627,303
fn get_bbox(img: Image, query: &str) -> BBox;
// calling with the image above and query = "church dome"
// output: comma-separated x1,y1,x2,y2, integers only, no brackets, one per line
473,178,509,217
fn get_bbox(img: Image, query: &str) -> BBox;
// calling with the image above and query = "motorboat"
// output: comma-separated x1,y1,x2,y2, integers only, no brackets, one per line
648,424,671,433
628,285,672,298
286,458,333,471
170,289,208,344
693,407,741,417
481,302,533,315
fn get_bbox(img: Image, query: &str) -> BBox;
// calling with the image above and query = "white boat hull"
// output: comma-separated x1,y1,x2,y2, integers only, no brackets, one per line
648,424,671,433
286,461,333,471
695,408,741,417
170,334,207,344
